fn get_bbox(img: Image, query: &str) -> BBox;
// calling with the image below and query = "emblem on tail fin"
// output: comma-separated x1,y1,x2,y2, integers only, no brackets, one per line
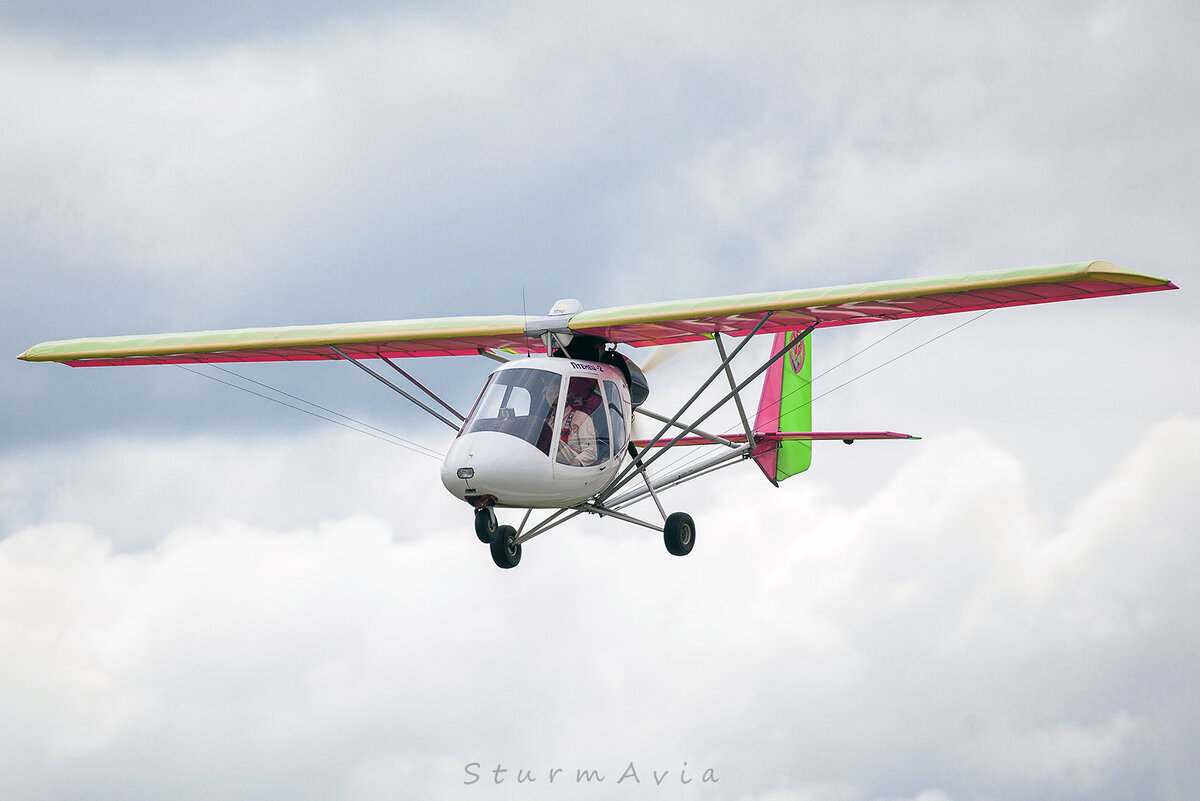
788,337,806,374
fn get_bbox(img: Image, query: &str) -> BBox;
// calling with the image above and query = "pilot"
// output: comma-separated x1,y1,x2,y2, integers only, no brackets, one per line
540,378,598,466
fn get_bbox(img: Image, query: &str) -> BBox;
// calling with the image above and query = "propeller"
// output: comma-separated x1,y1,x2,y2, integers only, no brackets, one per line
631,410,656,443
628,342,701,442
634,343,688,374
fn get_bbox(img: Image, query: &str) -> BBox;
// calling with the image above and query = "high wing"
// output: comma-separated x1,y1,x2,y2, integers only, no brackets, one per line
568,260,1177,346
18,261,1176,366
18,314,543,366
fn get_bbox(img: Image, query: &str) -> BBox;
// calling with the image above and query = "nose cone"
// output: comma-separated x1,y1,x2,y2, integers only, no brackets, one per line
440,432,555,506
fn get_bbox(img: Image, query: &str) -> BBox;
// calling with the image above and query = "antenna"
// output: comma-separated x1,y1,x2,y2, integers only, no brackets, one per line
522,286,529,357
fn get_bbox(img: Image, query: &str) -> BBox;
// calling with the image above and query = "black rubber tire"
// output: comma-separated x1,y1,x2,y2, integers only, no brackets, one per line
474,507,497,543
663,512,695,556
490,525,521,569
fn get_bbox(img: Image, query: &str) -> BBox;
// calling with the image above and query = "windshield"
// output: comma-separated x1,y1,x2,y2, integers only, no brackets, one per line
460,368,562,454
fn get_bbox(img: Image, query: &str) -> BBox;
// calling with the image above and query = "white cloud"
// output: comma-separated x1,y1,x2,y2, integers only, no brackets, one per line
2,417,1197,799
994,712,1142,792
0,429,448,551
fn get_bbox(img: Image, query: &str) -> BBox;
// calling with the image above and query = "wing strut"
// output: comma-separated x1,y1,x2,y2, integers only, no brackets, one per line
379,356,466,422
600,318,818,501
330,346,461,430
604,311,774,497
605,443,751,510
477,349,512,363
634,407,739,449
713,332,755,446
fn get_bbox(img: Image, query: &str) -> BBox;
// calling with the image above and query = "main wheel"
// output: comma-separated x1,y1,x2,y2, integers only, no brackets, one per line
663,512,695,556
490,525,521,569
474,507,497,543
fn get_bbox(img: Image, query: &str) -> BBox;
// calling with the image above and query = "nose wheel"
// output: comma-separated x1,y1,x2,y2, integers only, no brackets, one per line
474,506,498,543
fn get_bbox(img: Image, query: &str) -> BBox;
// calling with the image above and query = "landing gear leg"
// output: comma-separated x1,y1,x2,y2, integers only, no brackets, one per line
663,512,695,556
474,506,498,543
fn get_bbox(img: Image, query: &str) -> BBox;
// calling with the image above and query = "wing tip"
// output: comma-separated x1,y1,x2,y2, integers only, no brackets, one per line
1085,260,1178,289
16,345,51,363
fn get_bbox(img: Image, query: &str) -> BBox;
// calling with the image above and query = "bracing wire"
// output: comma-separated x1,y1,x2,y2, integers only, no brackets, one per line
642,308,997,481
807,315,926,384
807,308,997,410
175,364,445,460
208,363,447,456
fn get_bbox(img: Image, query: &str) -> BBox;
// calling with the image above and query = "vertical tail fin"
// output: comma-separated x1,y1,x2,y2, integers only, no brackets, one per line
753,331,813,483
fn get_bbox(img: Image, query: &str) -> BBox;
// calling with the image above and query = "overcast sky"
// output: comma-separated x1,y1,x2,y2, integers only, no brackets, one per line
2,1,1198,800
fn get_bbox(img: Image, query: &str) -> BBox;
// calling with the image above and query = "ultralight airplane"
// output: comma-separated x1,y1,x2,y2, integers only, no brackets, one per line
20,261,1177,568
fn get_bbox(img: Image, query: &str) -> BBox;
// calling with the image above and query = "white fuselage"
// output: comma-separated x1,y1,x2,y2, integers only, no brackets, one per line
440,356,632,508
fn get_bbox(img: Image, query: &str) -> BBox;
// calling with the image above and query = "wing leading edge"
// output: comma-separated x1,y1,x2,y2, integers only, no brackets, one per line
18,261,1176,366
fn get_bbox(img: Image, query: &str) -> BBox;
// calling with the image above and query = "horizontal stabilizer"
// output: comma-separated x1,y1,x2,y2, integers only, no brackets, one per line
630,431,919,448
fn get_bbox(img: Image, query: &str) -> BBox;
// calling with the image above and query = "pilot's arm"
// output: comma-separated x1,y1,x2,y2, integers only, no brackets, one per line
571,413,598,465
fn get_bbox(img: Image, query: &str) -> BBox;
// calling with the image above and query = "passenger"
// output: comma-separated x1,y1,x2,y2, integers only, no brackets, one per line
540,378,598,466
571,378,603,417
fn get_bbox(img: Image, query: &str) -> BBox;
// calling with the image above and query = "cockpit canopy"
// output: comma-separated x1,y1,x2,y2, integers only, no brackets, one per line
459,365,629,468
